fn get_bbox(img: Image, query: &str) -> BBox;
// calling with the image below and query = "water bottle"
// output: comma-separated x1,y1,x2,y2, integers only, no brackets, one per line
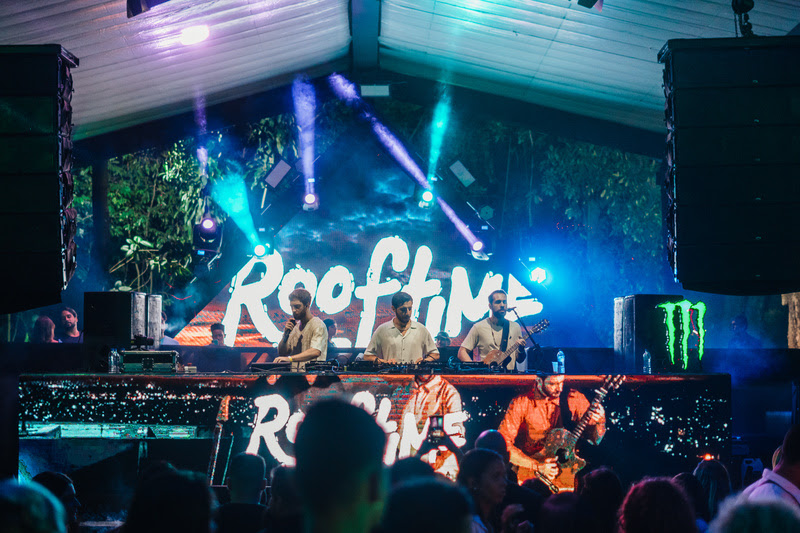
109,349,120,374
643,350,651,374
556,350,566,374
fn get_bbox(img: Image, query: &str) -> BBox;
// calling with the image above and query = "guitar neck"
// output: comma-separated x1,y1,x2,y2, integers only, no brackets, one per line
569,388,607,444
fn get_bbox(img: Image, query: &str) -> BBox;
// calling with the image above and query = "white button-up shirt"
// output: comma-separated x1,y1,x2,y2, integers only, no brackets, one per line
364,320,438,363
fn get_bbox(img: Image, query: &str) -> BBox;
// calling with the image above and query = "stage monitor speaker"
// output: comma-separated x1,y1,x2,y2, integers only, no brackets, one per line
614,294,686,374
0,45,78,313
659,36,800,295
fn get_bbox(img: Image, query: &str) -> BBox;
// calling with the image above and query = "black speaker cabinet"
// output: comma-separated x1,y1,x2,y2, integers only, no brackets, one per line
84,292,148,369
614,294,688,373
659,36,800,295
0,45,79,313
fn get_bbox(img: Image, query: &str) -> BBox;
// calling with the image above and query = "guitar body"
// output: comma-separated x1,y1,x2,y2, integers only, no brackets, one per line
482,319,550,370
513,428,587,492
509,375,625,493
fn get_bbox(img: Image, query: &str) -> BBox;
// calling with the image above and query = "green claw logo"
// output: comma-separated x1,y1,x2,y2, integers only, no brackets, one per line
657,300,706,370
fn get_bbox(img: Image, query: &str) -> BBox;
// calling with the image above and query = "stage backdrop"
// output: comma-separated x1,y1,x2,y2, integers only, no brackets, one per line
176,130,545,348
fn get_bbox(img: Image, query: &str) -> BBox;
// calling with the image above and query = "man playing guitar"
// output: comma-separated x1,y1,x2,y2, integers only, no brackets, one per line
497,374,606,491
457,289,527,371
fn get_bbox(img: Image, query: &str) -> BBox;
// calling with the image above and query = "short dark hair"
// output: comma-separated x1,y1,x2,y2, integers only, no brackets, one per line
382,479,471,533
391,291,413,309
488,290,507,304
781,425,800,465
389,457,435,487
227,453,266,493
210,323,224,333
295,400,386,512
474,429,509,463
61,307,77,318
32,471,74,499
455,448,504,490
289,288,312,307
124,469,215,533
323,318,335,328
618,477,695,533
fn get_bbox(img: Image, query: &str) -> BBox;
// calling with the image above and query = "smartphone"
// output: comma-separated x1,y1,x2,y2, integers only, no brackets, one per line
429,415,445,439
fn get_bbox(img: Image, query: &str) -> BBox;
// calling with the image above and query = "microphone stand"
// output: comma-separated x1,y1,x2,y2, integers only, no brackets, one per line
510,308,544,373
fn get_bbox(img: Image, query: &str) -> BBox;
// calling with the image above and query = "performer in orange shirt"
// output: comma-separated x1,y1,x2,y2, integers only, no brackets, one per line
498,374,605,491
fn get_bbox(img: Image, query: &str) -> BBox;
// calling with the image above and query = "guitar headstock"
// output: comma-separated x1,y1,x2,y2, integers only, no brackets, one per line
527,319,550,334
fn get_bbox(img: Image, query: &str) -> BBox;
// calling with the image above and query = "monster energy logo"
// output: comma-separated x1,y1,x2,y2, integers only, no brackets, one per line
657,300,706,370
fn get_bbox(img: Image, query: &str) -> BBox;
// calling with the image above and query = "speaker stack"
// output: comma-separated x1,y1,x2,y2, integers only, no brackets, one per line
659,36,800,295
0,45,79,313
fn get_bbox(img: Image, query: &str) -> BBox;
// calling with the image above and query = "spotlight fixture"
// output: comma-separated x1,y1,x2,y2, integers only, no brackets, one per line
302,193,319,212
577,0,603,10
193,214,222,256
127,0,171,18
416,187,435,208
530,267,547,284
253,244,268,257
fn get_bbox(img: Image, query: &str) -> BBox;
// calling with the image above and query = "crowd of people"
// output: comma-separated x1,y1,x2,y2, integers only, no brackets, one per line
4,401,800,533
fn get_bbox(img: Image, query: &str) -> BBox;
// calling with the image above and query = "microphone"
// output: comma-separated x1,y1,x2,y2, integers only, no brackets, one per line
506,306,517,312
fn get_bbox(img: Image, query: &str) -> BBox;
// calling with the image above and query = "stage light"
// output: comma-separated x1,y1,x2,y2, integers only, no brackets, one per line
200,217,216,231
422,190,434,202
193,214,222,255
703,453,714,461
253,244,268,257
427,92,450,182
328,73,360,104
472,241,484,252
180,25,209,46
293,76,317,210
530,267,547,284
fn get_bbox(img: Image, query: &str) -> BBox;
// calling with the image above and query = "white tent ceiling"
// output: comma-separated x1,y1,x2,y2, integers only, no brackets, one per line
1,0,797,140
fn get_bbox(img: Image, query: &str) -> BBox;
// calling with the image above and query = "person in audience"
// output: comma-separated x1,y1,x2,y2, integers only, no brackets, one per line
0,479,66,533
474,429,543,525
382,478,472,533
675,472,711,532
123,469,216,533
710,492,800,533
32,472,80,533
389,457,435,487
294,399,387,533
217,453,267,533
31,316,59,344
456,448,507,533
743,424,800,507
263,465,302,533
578,466,624,533
535,492,594,533
694,459,733,521
56,307,82,343
618,477,697,533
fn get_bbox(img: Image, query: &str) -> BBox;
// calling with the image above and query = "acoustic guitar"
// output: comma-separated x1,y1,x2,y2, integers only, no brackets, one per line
514,375,626,491
483,319,550,370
